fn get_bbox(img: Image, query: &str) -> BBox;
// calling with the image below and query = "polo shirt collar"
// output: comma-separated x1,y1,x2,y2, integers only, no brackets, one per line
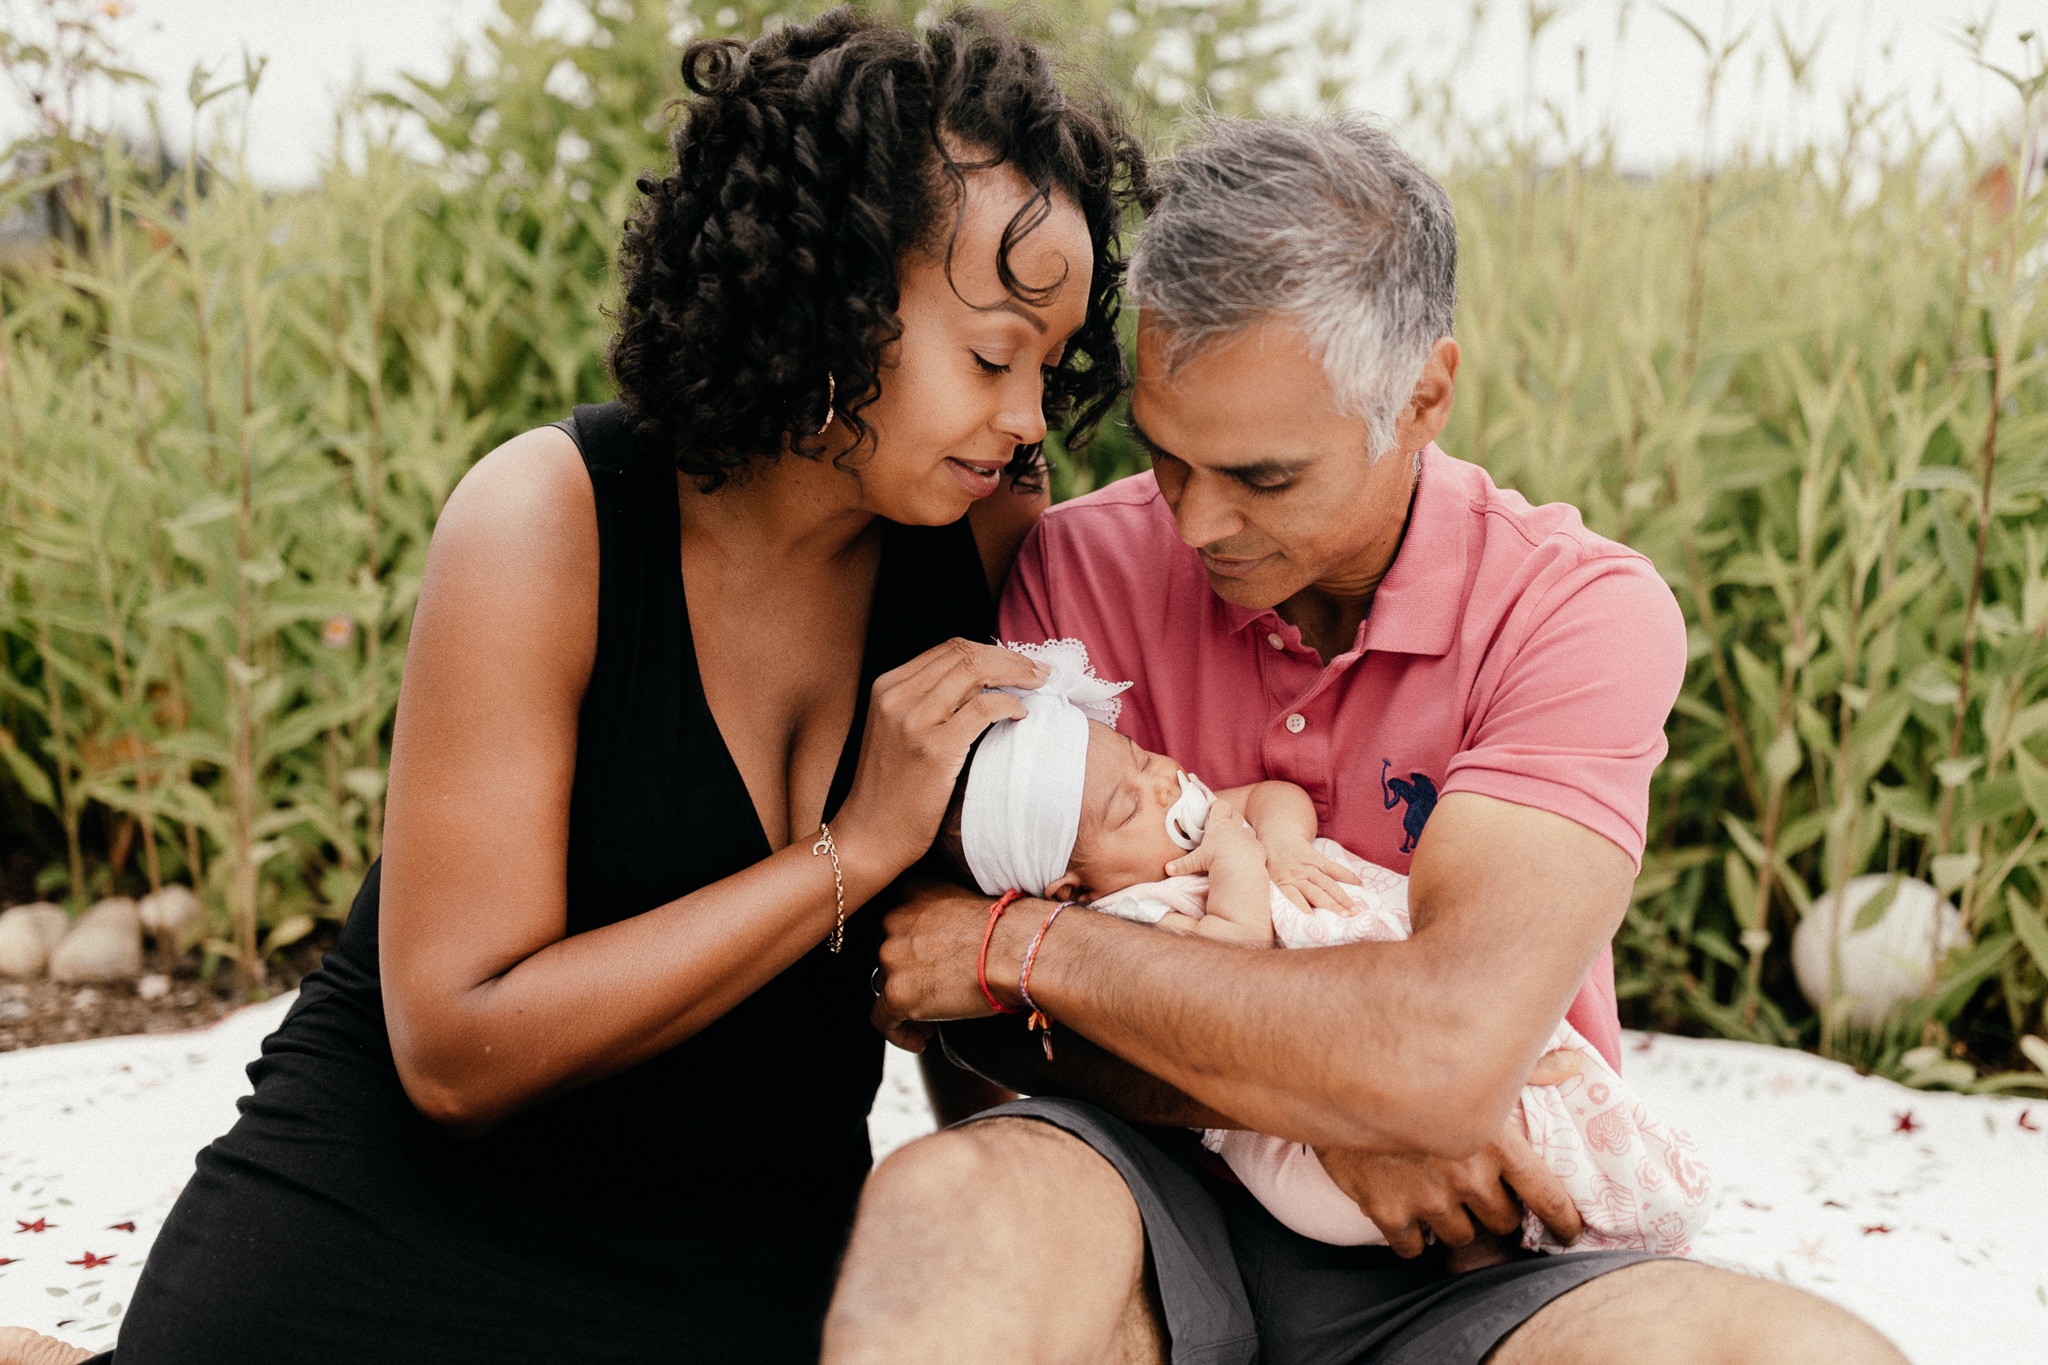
1217,443,1465,659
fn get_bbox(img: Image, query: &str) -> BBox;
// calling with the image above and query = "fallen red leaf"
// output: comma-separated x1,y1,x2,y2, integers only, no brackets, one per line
66,1252,113,1269
107,1221,136,1233
1861,1225,1893,1236
13,1220,49,1234
1892,1111,1919,1134
0,1257,18,1266
2019,1109,2039,1132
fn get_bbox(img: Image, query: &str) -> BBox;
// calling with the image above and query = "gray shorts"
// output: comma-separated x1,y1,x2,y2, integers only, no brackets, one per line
972,1097,1659,1365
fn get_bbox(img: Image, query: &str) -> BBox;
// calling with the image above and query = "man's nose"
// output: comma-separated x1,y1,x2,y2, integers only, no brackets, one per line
1169,472,1242,550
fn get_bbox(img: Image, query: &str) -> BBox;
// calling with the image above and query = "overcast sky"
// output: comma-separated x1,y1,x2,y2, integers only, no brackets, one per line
3,0,2041,182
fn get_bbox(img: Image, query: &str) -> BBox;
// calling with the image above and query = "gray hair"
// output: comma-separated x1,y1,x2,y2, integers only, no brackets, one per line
1128,116,1458,461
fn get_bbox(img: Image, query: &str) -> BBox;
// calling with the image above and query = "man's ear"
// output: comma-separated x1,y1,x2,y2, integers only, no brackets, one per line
1392,336,1460,455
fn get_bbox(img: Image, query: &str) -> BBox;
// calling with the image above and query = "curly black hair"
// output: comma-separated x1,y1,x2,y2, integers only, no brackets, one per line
608,6,1151,490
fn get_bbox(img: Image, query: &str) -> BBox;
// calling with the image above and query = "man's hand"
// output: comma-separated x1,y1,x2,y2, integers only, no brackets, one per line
1313,1120,1582,1259
872,880,1030,1051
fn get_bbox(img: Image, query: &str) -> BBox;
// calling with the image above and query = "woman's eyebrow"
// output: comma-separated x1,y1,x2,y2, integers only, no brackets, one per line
994,298,1048,333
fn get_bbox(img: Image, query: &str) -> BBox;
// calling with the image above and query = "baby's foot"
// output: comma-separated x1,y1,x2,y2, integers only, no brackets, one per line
1525,1049,1583,1087
0,1328,95,1365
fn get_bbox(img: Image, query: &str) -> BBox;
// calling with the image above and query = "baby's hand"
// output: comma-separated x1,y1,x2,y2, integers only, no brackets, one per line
1264,835,1364,913
1164,797,1264,878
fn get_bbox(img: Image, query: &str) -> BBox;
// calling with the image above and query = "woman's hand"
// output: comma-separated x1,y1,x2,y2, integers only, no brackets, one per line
833,639,1046,882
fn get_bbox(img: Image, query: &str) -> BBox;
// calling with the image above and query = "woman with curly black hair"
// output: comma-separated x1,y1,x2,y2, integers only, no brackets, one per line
1,10,1147,1365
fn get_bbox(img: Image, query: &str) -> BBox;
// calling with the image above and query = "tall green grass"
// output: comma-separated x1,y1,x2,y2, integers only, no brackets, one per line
1,1,2045,1088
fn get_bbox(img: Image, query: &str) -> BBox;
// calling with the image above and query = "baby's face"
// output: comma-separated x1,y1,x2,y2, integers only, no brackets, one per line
1062,721,1191,899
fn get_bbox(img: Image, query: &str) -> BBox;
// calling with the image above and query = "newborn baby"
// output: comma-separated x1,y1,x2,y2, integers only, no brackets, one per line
944,639,1712,1258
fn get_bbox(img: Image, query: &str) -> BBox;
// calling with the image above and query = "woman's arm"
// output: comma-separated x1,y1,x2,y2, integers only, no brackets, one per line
380,429,1041,1137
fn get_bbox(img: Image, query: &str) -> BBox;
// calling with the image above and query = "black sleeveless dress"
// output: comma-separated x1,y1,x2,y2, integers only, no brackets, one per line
107,403,995,1363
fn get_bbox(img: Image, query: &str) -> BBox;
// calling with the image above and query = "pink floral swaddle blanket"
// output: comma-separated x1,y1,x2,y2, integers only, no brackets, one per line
1092,838,1713,1257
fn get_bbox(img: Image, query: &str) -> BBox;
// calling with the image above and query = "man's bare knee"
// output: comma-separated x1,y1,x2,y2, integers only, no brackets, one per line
827,1118,1159,1365
1491,1260,1906,1365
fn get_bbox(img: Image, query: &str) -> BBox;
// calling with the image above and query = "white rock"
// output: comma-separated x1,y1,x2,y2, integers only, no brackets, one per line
137,884,206,952
0,903,71,978
48,897,144,983
137,972,171,1001
1792,875,1967,1027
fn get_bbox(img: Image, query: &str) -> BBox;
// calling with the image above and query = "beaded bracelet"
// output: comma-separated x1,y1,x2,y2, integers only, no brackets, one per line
977,889,1025,1015
1018,900,1073,1060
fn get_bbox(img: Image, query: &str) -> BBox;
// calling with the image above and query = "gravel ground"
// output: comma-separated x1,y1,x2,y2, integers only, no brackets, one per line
0,929,336,1052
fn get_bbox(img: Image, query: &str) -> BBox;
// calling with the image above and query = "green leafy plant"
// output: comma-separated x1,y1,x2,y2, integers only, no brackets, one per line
2,0,2044,1094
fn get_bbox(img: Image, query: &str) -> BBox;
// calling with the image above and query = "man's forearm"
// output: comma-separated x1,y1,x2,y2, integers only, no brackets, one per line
880,795,1633,1159
936,1015,1236,1128
978,904,1492,1151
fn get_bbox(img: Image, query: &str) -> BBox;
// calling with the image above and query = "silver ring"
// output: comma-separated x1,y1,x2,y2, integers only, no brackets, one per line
870,967,884,998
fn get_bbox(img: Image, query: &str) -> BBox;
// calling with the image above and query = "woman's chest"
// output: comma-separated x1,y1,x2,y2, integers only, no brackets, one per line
681,553,879,849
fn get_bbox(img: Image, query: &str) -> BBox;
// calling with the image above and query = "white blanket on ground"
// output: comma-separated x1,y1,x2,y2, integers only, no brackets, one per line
3,998,2044,1362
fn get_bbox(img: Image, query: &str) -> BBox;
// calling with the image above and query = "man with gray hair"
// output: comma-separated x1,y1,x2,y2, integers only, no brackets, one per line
829,118,1903,1364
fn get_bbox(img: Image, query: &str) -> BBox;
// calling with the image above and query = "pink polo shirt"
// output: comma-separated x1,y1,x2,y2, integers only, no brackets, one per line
999,445,1687,1069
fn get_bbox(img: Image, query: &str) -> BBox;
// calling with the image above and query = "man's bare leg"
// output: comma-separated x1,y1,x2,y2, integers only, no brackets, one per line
1488,1260,1906,1365
0,1328,93,1365
825,1118,1165,1365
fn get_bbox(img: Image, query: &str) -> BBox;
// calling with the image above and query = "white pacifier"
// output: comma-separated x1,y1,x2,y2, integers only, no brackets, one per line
1165,771,1215,851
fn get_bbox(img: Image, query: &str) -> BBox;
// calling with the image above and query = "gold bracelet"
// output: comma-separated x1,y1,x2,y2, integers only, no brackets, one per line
813,822,846,954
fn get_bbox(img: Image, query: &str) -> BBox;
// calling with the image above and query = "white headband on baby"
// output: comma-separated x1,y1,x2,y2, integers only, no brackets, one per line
961,639,1131,897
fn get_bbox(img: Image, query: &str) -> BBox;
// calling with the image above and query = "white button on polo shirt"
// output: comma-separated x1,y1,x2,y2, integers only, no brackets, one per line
1267,632,1285,651
1285,713,1306,734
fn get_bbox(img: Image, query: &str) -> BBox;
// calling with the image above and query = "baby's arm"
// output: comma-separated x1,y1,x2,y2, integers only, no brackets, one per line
1161,797,1273,945
1216,780,1362,912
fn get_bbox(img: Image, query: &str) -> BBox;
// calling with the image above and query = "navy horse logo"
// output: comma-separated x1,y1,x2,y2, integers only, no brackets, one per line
1381,760,1438,854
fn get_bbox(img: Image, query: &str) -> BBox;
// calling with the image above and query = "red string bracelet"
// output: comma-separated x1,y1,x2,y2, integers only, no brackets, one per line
977,889,1025,1015
1018,900,1073,1060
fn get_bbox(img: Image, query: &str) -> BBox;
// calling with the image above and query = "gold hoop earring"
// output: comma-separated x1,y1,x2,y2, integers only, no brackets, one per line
817,373,836,436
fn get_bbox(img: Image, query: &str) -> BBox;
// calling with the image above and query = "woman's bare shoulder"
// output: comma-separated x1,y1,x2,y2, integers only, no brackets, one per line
436,424,593,555
413,424,599,692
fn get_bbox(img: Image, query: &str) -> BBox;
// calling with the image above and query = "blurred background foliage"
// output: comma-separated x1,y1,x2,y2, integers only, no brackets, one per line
1,0,2045,1090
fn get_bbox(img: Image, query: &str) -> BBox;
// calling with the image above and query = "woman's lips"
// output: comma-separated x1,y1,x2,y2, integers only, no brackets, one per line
945,457,1005,496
